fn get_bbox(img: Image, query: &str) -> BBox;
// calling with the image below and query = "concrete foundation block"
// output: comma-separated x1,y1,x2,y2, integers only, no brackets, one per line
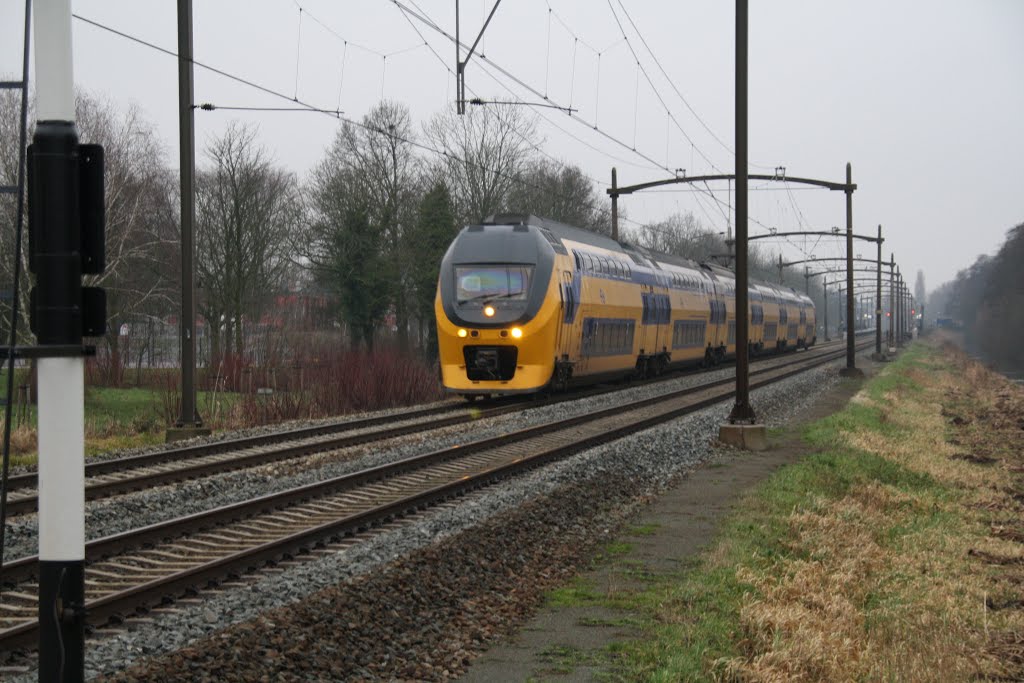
718,423,768,451
165,426,212,443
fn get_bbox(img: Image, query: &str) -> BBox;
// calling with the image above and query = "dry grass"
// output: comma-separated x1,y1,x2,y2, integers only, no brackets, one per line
0,422,38,467
717,341,1024,682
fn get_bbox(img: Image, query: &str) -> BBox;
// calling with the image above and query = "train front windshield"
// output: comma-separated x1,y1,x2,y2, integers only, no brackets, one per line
455,265,533,303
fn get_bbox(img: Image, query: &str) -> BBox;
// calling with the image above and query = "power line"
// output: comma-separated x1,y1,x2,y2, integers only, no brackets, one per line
391,0,640,182
605,0,722,174
612,0,734,159
389,0,675,175
393,0,800,244
71,13,560,204
395,0,672,178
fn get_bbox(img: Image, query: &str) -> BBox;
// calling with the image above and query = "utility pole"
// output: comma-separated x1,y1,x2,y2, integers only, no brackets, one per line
610,167,618,241
888,253,895,348
171,0,208,440
454,0,503,114
720,0,764,450
898,274,904,341
841,162,861,377
874,224,883,358
822,278,828,341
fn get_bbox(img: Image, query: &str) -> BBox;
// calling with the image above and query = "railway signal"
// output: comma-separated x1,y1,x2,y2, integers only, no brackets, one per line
28,0,102,679
28,135,106,342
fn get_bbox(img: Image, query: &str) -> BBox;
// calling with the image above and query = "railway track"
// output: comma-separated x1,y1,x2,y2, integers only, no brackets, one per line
2,337,859,518
0,339,872,652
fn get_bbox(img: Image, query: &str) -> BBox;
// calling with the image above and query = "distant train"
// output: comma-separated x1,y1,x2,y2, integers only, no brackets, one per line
435,214,816,398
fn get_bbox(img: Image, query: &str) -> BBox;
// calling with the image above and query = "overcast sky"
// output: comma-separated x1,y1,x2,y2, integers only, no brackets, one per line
2,0,1022,292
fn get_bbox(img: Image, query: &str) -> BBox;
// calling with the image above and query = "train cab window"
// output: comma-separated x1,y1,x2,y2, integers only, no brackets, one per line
456,265,533,302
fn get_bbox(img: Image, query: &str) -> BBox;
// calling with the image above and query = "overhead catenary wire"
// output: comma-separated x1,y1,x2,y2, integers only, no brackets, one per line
389,0,677,174
605,0,722,174
612,0,734,159
600,0,821,236
395,0,667,178
78,8,803,251
71,13,595,223
293,6,303,100
335,41,348,111
522,0,781,232
398,0,669,176
393,0,625,183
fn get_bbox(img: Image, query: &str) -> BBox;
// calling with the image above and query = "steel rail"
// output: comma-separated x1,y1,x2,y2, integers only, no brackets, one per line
3,337,857,515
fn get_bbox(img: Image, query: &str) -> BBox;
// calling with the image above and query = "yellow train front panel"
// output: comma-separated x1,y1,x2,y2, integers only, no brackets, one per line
435,285,560,395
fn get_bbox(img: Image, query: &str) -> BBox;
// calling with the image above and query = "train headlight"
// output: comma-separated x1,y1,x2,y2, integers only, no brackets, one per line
457,328,468,338
510,327,523,339
483,305,496,317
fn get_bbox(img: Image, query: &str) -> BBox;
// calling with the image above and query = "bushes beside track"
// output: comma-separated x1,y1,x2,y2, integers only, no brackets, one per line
1,345,443,464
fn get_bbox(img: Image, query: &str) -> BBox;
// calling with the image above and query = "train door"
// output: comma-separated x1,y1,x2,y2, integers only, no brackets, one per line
552,268,577,388
709,283,724,359
558,270,579,357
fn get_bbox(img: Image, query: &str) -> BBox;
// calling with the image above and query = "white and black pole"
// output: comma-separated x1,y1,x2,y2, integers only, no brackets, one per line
33,0,86,680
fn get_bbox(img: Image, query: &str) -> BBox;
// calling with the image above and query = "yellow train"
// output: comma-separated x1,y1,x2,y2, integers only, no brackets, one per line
435,214,816,398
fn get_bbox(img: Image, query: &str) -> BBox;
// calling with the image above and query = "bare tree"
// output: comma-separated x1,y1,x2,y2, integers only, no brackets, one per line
0,91,177,382
339,102,421,350
195,122,299,360
506,159,611,232
627,212,727,261
302,131,388,350
424,103,538,225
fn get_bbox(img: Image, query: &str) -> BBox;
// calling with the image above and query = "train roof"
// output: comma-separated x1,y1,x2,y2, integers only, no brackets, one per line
481,214,815,306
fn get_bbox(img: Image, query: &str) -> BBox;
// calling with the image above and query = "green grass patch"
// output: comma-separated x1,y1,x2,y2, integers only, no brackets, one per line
627,524,660,537
546,577,602,607
548,343,979,681
2,385,240,463
601,542,633,557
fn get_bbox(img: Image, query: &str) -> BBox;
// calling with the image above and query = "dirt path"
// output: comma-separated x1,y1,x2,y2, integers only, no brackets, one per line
459,359,881,682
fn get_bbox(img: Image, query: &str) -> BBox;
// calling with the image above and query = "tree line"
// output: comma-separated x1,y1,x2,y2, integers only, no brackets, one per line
929,221,1024,374
1,89,821,375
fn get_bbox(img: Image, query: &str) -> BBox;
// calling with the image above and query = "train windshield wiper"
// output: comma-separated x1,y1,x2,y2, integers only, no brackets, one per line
457,293,494,304
457,291,525,304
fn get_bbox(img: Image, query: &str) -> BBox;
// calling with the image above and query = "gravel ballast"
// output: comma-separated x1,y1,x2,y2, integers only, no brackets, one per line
3,358,763,561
